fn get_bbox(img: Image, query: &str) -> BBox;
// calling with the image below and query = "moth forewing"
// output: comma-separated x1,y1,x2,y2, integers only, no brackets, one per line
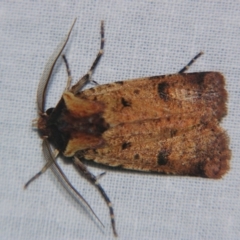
26,19,230,238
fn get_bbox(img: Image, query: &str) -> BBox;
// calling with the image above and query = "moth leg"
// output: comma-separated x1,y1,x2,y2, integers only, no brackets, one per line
29,139,104,227
62,55,72,90
178,51,203,73
71,21,105,95
24,159,54,188
24,148,59,188
73,156,117,237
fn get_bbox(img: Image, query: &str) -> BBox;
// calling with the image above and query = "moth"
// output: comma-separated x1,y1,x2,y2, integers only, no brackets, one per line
25,19,231,237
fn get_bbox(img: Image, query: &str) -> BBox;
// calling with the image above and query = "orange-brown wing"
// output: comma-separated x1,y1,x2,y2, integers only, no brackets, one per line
76,72,230,178
78,72,227,125
81,121,230,179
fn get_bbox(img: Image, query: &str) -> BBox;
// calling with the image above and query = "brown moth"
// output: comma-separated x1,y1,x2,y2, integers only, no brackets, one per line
25,19,231,237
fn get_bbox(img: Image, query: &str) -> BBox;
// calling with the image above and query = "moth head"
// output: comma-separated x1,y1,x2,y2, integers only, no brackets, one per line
37,110,53,138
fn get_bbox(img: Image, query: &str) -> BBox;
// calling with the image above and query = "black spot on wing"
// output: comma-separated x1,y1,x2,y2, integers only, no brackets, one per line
121,97,131,107
170,129,178,138
157,82,169,101
182,72,206,86
192,72,206,86
157,150,169,165
122,142,131,150
134,154,140,160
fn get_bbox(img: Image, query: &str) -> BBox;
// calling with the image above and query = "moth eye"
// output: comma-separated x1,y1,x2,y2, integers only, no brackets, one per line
46,108,55,115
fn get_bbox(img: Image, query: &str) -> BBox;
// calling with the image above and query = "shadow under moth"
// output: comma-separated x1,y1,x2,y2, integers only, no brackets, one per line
25,19,231,237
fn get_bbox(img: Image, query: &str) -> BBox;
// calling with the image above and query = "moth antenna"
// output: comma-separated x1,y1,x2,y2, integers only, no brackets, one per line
62,54,72,90
73,156,117,237
37,18,77,113
42,139,105,228
71,21,105,95
178,51,204,73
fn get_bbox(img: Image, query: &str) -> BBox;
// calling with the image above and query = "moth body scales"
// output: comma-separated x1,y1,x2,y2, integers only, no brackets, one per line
25,19,231,237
